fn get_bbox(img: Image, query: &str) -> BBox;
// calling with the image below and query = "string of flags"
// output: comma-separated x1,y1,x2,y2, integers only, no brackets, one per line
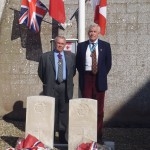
19,0,66,32
19,0,107,35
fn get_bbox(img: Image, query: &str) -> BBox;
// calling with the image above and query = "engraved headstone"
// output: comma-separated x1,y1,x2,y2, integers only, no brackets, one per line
25,96,55,148
68,98,97,150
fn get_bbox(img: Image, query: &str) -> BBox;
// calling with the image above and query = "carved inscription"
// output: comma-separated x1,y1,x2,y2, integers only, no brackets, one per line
69,98,97,150
77,103,90,117
34,102,46,113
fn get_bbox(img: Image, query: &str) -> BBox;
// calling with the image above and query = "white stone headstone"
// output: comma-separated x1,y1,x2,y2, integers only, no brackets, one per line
68,98,97,150
25,96,55,149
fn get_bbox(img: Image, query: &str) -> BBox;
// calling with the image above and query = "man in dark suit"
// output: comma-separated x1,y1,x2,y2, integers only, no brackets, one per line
38,36,76,143
76,24,112,144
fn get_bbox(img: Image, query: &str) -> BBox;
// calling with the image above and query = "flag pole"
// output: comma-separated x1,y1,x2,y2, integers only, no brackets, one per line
78,0,85,42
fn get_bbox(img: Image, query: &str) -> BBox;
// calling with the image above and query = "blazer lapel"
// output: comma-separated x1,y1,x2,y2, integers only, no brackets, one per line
49,51,55,72
82,41,89,65
98,40,103,61
84,40,89,54
64,51,70,76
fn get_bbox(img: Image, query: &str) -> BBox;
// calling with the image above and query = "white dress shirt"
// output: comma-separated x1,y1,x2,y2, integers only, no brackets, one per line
85,40,98,71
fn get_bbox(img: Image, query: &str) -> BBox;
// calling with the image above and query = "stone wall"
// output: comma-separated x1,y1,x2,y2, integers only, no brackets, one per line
0,0,150,127
0,0,6,21
104,0,150,127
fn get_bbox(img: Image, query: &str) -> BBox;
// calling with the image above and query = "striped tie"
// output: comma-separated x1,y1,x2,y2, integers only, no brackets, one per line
57,53,63,83
91,43,98,74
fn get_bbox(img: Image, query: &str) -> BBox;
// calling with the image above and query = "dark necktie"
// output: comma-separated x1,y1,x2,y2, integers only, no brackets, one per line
57,53,63,83
91,43,98,74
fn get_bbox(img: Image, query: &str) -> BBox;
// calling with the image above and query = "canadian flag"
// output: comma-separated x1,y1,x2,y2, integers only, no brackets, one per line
49,0,66,23
64,42,72,51
92,0,107,35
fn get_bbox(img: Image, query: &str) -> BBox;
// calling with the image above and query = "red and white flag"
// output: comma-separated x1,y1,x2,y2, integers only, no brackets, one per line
49,0,66,23
92,0,107,35
64,42,72,51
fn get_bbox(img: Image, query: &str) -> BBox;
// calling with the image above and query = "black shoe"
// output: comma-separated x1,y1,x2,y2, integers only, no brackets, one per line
59,131,68,144
97,139,104,145
97,136,104,145
59,138,68,144
97,132,103,145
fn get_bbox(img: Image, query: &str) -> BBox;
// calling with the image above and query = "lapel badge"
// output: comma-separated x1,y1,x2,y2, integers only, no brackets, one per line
100,49,102,51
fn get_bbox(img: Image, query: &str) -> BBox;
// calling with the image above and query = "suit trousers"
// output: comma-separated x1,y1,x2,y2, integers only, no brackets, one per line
54,81,69,133
81,71,105,142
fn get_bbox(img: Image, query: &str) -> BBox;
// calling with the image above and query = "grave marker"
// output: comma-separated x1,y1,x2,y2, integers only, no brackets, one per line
25,96,55,148
68,98,97,150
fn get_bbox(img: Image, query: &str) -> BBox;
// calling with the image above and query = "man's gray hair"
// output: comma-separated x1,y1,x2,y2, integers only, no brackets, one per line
88,24,100,33
54,36,66,43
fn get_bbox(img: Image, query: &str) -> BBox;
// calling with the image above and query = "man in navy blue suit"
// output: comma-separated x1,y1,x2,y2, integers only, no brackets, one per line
76,24,112,144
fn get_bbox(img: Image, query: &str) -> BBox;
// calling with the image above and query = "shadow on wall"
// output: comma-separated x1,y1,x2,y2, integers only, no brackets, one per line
105,79,150,128
3,100,26,131
10,8,67,62
2,101,25,147
1,136,19,148
11,9,43,62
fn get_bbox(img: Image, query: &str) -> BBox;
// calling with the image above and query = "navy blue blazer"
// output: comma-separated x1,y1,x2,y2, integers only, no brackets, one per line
76,39,112,92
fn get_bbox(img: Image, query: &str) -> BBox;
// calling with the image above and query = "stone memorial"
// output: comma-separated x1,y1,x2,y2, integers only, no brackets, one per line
25,96,55,149
68,98,97,150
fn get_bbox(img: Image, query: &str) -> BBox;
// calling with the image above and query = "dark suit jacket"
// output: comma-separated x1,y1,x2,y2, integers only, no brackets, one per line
38,51,76,101
76,39,112,92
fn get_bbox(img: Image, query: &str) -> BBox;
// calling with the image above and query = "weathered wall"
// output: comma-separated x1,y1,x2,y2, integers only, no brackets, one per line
104,0,150,127
0,0,150,127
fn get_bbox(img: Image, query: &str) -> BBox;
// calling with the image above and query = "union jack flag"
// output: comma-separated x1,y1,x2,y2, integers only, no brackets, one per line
19,0,47,32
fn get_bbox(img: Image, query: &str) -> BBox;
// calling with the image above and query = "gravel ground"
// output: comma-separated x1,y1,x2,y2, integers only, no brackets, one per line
0,119,150,150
